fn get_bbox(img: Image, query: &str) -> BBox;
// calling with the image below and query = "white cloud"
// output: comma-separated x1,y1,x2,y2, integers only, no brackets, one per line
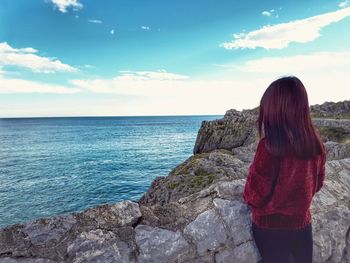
83,64,95,69
88,19,103,24
222,7,350,49
0,63,78,94
0,73,79,94
141,26,150,30
234,51,350,73
262,9,279,18
70,70,190,96
1,66,349,116
0,43,38,54
262,11,272,17
69,70,270,114
0,42,77,73
117,70,189,80
50,0,83,13
69,63,350,114
211,51,350,108
339,0,349,8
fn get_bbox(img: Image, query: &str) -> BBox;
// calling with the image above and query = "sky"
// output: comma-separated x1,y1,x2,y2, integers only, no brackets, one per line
0,0,350,117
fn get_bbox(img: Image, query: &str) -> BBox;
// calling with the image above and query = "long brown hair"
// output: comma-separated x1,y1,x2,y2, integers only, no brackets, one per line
257,76,324,159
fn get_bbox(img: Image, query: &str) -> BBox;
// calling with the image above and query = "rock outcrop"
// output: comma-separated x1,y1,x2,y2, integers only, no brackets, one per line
310,100,350,119
1,100,350,263
192,108,259,154
193,101,350,154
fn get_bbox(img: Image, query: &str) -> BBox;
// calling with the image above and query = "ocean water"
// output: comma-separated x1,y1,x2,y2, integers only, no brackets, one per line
0,115,223,228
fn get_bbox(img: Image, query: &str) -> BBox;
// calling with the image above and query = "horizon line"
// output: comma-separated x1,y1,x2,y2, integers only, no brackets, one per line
0,113,225,119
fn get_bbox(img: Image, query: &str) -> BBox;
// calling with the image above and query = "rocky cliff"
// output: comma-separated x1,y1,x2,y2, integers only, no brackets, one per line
310,100,350,119
1,101,350,263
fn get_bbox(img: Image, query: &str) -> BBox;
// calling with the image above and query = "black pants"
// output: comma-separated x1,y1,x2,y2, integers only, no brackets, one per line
252,222,313,263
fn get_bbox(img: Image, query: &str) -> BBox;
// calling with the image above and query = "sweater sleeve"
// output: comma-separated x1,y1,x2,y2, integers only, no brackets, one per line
243,138,280,208
315,147,326,193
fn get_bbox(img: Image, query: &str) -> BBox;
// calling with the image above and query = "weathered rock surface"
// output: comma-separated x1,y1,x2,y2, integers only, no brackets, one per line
135,225,191,262
193,100,350,155
310,100,350,119
138,149,249,206
325,141,350,161
1,100,350,263
193,108,259,154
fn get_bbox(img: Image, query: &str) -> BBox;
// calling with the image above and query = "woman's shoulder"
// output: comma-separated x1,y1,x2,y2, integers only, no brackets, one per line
257,137,266,146
255,137,276,160
257,137,269,154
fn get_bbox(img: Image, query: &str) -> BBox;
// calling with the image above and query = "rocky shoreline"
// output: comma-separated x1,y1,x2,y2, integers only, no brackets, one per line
1,100,350,263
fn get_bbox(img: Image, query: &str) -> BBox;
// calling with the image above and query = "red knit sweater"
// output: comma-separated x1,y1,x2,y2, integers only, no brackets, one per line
243,137,326,229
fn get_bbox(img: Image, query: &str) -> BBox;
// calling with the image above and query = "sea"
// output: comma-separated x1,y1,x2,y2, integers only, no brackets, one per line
0,115,223,228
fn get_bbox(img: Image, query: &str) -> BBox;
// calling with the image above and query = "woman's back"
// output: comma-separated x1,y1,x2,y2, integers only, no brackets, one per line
273,150,326,211
258,138,326,211
244,137,326,229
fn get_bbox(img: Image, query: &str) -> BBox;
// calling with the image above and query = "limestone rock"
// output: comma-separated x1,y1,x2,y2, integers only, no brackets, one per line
0,258,62,263
138,149,248,206
67,229,133,263
310,100,350,119
325,141,350,160
213,198,252,246
312,206,350,263
22,215,76,246
193,101,350,155
193,109,258,154
183,209,227,255
134,225,191,263
215,241,261,263
78,200,142,229
0,214,77,261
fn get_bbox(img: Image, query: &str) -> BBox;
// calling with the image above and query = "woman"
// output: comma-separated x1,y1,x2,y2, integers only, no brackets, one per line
243,76,326,263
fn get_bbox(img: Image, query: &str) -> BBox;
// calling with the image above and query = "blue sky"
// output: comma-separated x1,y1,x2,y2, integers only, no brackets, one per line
0,0,350,117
